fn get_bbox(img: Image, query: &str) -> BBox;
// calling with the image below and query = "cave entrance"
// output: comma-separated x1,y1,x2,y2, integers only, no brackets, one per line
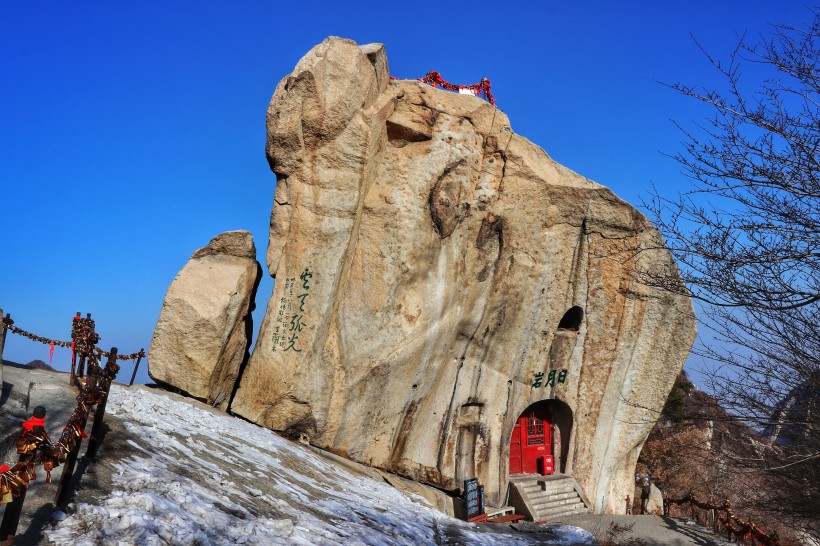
508,399,573,475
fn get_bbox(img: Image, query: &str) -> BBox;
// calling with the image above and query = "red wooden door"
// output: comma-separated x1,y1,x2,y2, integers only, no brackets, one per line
522,411,551,474
509,422,523,474
509,407,552,475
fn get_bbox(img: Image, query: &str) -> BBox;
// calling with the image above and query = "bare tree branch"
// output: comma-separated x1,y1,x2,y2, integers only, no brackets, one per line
641,9,820,540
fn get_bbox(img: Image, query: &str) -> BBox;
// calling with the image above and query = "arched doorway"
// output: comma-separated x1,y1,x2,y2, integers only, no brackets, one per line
557,306,584,331
509,399,573,475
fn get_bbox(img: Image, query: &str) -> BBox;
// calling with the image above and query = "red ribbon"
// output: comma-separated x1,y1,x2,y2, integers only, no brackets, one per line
71,341,75,362
0,464,9,474
49,342,55,364
22,416,45,431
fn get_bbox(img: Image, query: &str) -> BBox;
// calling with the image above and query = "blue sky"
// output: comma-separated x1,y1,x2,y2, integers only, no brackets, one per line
1,1,812,385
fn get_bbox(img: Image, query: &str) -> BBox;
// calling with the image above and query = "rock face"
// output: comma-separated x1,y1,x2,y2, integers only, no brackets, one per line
764,382,820,447
150,231,261,410
633,483,664,515
230,37,696,513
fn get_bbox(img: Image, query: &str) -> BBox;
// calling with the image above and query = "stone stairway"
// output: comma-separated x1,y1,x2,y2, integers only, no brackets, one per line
509,475,590,521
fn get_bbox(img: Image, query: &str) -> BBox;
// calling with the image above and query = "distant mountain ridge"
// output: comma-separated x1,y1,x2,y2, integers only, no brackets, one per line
763,380,819,447
1,359,55,371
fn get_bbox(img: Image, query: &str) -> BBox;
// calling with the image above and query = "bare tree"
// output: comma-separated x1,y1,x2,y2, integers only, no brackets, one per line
646,9,820,539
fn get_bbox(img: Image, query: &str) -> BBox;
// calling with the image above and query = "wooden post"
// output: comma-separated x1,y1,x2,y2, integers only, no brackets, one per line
0,311,6,353
55,409,93,508
0,311,8,386
70,311,80,387
78,313,88,380
76,313,94,381
55,436,83,508
77,354,86,381
81,313,95,379
86,348,116,458
0,487,27,544
129,349,144,386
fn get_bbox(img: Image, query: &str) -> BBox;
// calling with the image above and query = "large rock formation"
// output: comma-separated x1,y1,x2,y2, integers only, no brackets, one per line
150,231,261,410
230,37,696,513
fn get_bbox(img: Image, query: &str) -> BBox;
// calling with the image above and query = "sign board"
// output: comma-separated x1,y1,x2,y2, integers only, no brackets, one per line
464,478,484,520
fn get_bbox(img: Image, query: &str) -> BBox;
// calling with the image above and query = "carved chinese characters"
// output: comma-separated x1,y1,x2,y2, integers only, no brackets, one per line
272,269,312,353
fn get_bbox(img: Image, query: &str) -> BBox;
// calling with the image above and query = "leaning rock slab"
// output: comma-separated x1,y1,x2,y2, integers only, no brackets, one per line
150,231,261,410
231,37,696,513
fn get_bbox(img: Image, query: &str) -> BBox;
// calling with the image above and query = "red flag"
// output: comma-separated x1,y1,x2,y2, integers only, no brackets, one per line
49,342,55,364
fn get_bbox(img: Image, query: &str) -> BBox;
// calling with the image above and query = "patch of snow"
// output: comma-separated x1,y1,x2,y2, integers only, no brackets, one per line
549,525,597,544
46,386,596,545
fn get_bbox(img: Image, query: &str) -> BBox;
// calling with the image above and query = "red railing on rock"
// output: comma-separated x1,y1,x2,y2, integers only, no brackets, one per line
663,493,780,546
392,70,496,106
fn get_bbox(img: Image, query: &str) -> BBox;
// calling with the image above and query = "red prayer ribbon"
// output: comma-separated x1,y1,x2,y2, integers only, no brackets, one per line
22,416,45,431
49,342,55,364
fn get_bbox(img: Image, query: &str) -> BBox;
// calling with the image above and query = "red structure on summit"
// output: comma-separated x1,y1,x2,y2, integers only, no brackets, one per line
393,70,496,105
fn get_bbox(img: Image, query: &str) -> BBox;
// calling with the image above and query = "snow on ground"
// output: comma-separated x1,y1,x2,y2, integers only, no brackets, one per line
45,386,597,545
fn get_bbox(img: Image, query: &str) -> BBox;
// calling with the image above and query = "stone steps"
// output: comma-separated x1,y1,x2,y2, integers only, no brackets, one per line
510,475,590,521
521,482,575,496
528,490,579,505
537,502,588,520
532,497,587,516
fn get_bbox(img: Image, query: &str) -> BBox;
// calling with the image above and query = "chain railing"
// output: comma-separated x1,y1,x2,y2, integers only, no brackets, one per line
0,313,144,386
664,493,780,546
0,349,120,542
